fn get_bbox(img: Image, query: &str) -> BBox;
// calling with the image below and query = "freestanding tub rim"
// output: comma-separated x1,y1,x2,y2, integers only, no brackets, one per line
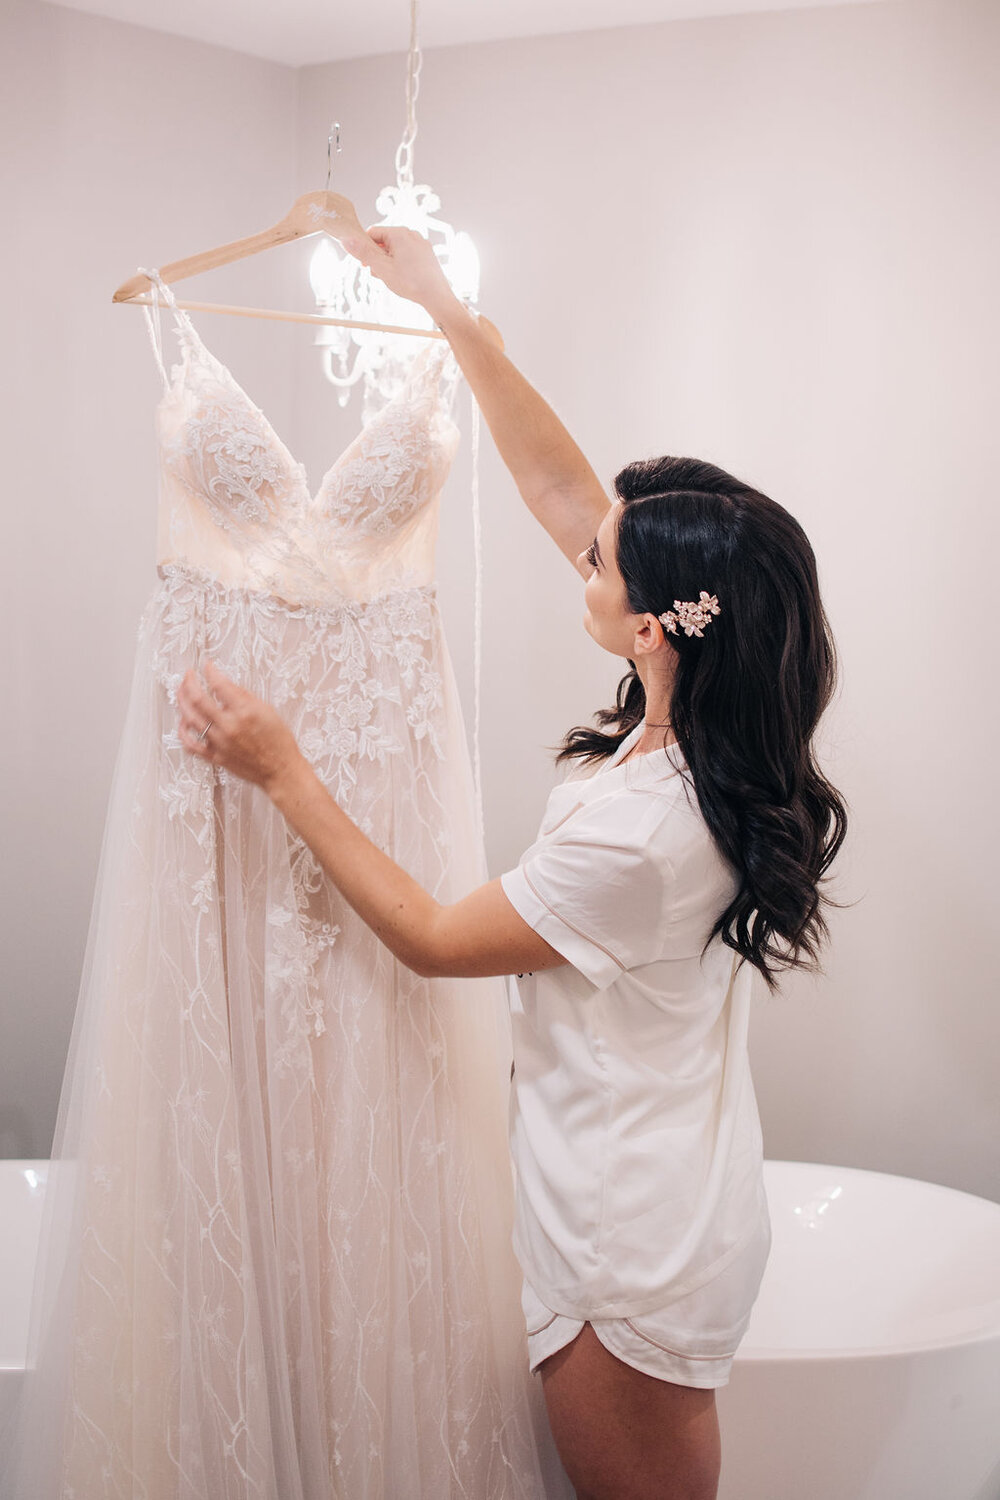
737,1159,1000,1363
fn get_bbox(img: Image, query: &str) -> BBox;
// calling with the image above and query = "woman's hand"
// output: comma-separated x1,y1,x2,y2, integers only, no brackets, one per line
177,660,305,795
357,226,461,323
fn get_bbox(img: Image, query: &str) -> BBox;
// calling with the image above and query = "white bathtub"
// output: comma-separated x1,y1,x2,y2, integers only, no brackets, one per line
718,1160,1000,1500
0,1159,47,1435
3,1159,999,1498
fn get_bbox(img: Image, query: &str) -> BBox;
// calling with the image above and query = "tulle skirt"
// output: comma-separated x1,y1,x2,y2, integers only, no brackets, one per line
3,566,564,1499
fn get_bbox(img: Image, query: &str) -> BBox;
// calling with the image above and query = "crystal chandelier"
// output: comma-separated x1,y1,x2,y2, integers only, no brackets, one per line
308,0,480,410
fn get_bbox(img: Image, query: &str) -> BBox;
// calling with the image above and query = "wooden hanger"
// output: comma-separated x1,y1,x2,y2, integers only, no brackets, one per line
112,190,446,340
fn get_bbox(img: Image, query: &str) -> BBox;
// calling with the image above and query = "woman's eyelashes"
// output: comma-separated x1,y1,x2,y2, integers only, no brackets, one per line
585,543,598,569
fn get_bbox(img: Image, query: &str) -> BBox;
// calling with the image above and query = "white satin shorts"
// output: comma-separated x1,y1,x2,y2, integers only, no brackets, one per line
522,1244,764,1390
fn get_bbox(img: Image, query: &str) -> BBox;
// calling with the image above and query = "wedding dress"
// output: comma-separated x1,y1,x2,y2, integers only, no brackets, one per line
5,273,560,1499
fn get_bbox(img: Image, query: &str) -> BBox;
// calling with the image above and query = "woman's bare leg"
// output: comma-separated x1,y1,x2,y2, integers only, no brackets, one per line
539,1324,721,1500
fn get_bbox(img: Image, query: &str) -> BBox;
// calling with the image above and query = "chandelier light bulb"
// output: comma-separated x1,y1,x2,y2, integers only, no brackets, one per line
309,237,343,307
446,231,480,304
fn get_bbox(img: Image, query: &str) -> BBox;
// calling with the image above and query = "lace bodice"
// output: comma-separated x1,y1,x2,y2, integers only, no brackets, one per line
144,271,460,605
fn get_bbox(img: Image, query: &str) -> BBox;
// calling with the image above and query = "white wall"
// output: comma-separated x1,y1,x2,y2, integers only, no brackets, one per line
2,0,997,1199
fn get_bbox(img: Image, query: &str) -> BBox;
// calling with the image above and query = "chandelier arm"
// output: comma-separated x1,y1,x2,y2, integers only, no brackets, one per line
320,343,372,390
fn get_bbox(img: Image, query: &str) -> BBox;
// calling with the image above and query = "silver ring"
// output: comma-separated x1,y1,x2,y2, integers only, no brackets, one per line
196,720,214,743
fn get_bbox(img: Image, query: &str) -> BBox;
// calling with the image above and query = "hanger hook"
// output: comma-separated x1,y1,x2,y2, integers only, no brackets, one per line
325,121,342,192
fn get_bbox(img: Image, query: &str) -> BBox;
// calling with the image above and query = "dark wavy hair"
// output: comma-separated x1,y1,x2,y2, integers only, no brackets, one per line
558,456,848,991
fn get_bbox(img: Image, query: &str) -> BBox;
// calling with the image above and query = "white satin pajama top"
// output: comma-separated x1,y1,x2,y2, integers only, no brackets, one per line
500,723,770,1322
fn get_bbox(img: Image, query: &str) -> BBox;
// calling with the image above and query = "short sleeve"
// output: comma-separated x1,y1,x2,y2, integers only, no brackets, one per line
500,794,673,991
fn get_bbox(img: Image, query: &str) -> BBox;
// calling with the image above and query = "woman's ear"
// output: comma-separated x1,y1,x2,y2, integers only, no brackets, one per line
632,612,674,659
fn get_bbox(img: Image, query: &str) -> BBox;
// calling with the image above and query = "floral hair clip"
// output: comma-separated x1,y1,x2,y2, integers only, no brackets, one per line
659,592,721,639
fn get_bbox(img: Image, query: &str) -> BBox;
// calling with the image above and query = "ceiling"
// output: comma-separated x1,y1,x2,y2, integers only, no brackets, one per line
46,0,883,68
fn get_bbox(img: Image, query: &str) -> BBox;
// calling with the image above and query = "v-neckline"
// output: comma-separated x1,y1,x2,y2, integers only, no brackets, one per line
163,299,447,508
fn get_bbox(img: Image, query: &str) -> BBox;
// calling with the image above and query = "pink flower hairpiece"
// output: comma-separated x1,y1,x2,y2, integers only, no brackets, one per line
659,592,721,639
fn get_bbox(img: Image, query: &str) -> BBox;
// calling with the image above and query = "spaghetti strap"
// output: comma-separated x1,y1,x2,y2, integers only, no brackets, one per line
139,266,180,310
136,266,196,393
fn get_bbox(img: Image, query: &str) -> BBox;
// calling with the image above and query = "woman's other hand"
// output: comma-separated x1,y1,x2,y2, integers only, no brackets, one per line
178,660,304,794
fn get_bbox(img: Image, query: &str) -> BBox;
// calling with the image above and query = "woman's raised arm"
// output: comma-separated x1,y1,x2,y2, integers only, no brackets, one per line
354,224,611,567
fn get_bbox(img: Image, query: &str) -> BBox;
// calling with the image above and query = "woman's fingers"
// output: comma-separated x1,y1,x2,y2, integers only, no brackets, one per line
349,228,393,268
175,664,299,790
178,660,240,732
310,193,386,267
178,667,219,723
201,658,241,709
177,711,214,761
367,225,403,248
176,668,226,760
362,226,453,310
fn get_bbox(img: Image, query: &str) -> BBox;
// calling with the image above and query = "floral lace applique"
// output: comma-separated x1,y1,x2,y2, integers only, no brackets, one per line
267,903,341,1077
159,315,458,578
165,371,296,530
325,417,451,539
144,564,450,910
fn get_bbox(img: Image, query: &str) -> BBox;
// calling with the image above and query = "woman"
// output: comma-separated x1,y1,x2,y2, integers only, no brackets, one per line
178,228,847,1500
